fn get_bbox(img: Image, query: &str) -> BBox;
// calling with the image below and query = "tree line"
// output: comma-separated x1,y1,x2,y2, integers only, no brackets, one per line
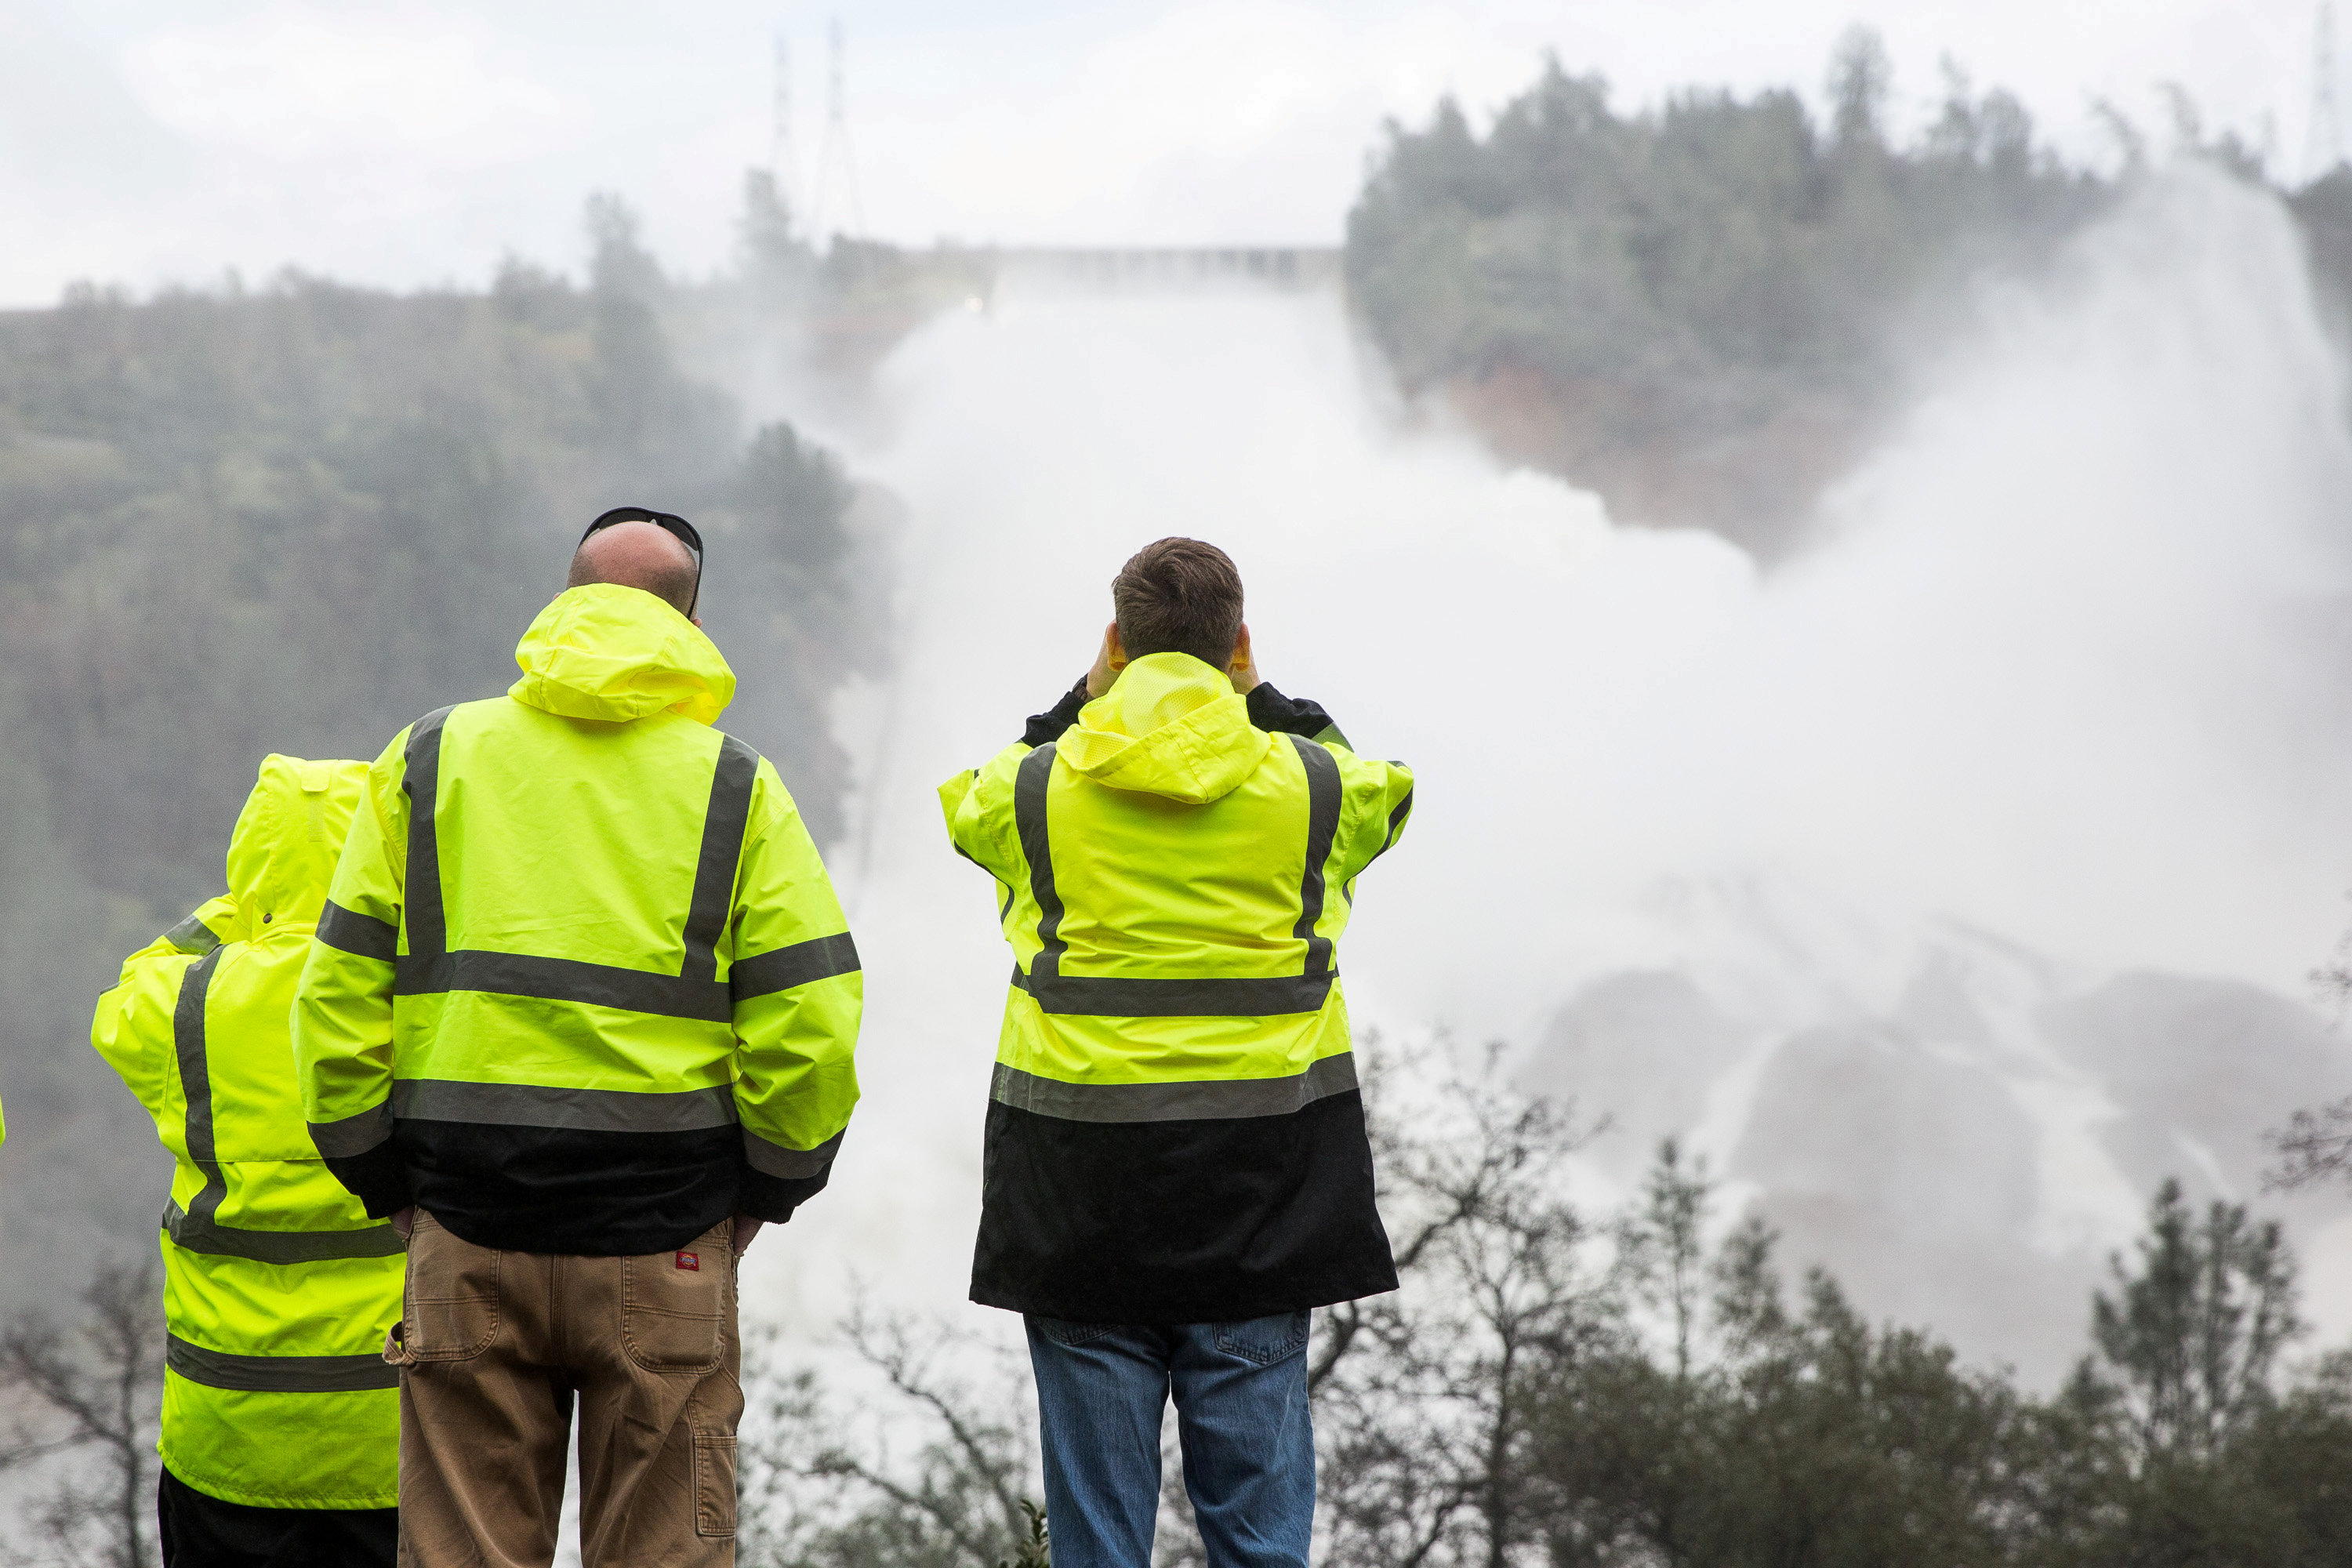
736,1049,2352,1568
14,1045,2345,1566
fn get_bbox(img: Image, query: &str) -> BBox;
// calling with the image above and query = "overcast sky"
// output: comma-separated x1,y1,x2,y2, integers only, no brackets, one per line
0,0,2325,306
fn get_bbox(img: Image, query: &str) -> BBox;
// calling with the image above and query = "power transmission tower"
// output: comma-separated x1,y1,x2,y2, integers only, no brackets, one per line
769,33,797,212
810,14,866,242
2310,0,2344,182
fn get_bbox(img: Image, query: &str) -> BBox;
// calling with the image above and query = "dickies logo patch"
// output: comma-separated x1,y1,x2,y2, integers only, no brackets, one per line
675,1251,700,1272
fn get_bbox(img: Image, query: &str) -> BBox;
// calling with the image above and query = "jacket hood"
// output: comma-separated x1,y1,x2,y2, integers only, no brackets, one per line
1057,652,1272,805
223,755,369,938
508,583,735,727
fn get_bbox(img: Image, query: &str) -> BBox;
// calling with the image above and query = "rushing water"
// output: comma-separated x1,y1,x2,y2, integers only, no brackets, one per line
737,169,2352,1379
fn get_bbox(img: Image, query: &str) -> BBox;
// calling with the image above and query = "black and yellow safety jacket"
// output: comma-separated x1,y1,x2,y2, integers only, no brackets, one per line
293,584,864,1255
941,652,1414,1323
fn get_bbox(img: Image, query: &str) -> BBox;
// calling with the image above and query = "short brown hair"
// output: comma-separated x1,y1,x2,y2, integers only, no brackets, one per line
1112,539,1244,669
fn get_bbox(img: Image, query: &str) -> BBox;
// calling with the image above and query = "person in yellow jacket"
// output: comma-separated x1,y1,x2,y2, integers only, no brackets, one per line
294,510,863,1568
91,753,402,1567
941,537,1414,1568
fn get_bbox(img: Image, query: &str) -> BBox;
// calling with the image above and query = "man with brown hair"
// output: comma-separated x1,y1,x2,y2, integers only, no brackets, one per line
940,538,1414,1568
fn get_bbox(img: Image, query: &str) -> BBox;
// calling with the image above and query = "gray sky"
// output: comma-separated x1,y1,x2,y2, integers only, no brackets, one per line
0,0,2325,306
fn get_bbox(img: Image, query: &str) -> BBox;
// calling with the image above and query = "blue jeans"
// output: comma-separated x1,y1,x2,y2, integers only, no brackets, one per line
1025,1312,1314,1568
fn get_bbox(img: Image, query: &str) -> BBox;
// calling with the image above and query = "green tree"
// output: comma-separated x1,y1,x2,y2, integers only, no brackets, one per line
1825,25,1892,149
1615,1138,1708,1382
1529,1162,2027,1568
2084,1178,2302,1461
1342,38,2114,554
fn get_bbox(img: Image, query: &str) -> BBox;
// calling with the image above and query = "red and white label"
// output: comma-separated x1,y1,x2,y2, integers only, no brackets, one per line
675,1251,700,1272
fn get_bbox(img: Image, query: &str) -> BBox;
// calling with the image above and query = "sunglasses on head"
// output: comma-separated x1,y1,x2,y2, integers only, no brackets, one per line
580,506,704,617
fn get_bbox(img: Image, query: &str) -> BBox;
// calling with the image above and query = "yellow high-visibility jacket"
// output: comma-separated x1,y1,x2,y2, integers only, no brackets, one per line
293,583,863,1255
942,652,1414,1322
91,755,401,1510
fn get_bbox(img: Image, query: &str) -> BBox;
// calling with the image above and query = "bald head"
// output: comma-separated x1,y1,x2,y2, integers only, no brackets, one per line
568,521,699,618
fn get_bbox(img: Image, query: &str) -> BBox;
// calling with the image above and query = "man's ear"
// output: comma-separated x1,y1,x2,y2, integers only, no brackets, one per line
1106,621,1129,670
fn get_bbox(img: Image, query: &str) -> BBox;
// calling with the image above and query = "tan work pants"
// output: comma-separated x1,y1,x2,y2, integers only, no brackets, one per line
390,1213,742,1568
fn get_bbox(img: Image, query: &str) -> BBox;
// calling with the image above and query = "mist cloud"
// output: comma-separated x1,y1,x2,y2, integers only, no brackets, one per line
750,171,2352,1356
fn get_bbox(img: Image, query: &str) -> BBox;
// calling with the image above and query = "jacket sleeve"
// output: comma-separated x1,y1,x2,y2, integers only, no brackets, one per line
89,898,229,1127
940,742,1030,898
1332,749,1415,895
727,760,863,1223
293,727,413,1217
1021,677,1092,748
1248,682,1351,750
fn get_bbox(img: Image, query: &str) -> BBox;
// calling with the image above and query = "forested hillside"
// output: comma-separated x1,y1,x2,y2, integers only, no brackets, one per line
1343,31,2320,556
0,197,883,1308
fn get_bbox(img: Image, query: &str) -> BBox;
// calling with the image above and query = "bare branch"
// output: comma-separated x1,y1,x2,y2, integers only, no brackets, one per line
2266,1096,2352,1192
843,1309,1031,1543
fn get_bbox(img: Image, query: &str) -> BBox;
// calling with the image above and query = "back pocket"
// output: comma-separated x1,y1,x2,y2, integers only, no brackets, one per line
403,1214,500,1363
1030,1316,1119,1348
1212,1310,1309,1367
622,1231,727,1374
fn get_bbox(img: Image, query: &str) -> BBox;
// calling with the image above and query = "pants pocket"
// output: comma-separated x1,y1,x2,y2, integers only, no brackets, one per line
1029,1315,1120,1348
403,1213,500,1363
694,1432,739,1538
1212,1310,1310,1367
622,1228,728,1374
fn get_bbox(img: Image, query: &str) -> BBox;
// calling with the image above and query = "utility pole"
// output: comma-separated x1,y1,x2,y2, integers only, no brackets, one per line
810,14,866,243
2310,0,2344,183
769,33,797,213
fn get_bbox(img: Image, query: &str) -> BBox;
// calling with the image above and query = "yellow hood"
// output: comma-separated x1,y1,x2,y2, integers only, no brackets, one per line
1057,652,1272,805
508,583,735,727
222,754,369,938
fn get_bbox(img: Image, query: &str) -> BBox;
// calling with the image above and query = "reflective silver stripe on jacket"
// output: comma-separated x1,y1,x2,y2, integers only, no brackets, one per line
743,1126,844,1178
1009,967,1335,1016
308,1101,394,1159
163,910,222,956
390,1079,739,1133
316,899,397,963
732,932,862,1000
169,950,231,1239
393,950,732,1022
164,1201,403,1264
991,1053,1359,1123
166,1333,399,1392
